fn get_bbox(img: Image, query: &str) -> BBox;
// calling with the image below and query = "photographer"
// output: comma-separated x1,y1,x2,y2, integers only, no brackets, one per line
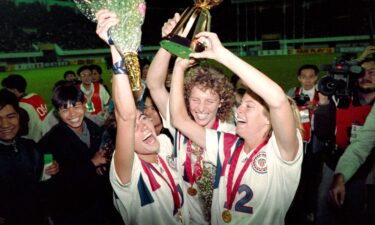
314,57,375,225
286,64,321,224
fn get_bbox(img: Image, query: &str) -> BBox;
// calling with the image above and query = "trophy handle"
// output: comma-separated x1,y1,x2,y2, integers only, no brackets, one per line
193,9,211,37
169,6,199,38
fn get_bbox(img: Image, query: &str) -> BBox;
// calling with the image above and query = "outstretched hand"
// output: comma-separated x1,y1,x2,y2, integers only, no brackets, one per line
189,32,226,61
95,9,120,44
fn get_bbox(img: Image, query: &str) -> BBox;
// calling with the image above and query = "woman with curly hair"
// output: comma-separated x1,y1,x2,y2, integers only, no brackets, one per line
147,14,236,225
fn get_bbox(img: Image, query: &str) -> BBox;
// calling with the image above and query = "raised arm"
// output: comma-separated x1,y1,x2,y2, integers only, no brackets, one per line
169,58,206,148
96,10,135,184
146,13,180,118
190,32,299,160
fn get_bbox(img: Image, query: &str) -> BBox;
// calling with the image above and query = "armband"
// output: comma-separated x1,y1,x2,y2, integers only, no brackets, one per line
112,60,128,75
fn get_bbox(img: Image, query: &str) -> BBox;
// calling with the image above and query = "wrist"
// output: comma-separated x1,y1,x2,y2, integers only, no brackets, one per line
334,173,345,184
112,60,128,75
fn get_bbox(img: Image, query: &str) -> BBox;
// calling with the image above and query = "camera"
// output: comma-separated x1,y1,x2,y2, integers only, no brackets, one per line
318,53,363,97
293,94,310,107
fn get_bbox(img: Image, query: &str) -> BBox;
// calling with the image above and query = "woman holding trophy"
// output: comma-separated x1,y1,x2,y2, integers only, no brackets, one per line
95,10,189,225
168,31,303,224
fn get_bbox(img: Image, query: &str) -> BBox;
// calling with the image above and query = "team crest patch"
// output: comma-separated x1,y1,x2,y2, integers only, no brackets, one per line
166,155,177,171
252,152,267,174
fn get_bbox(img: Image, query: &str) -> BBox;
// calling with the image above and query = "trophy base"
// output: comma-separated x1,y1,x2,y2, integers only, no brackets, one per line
160,35,205,59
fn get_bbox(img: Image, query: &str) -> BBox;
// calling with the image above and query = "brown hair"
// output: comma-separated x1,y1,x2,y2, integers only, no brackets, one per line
184,65,235,122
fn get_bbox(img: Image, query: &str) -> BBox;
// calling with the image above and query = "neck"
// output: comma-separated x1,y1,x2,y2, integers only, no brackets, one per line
138,153,158,164
83,83,91,89
205,117,217,129
243,130,270,154
360,92,375,104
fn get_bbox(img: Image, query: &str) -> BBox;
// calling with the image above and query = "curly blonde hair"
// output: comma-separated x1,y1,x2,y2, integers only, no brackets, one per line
184,65,235,122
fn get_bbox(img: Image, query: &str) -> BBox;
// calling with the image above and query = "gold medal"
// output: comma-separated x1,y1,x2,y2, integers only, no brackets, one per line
187,187,197,196
222,210,232,223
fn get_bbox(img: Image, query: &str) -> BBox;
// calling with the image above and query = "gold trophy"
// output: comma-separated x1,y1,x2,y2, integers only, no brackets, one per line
74,0,146,91
160,0,222,59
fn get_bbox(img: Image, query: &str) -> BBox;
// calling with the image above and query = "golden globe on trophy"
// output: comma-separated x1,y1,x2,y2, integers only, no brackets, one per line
160,0,222,59
74,0,146,91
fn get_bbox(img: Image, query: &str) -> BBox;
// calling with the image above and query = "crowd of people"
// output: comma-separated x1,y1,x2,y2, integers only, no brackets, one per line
1,8,375,225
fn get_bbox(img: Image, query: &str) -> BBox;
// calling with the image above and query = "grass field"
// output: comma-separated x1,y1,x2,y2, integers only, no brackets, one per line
0,53,339,110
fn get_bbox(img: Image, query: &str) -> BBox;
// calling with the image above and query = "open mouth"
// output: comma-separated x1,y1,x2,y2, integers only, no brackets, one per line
195,113,209,120
142,132,155,144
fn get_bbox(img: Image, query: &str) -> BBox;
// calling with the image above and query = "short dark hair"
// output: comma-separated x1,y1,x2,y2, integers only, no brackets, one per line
63,70,76,79
77,65,91,76
52,82,84,110
1,74,27,93
0,88,19,112
297,64,319,76
89,64,102,75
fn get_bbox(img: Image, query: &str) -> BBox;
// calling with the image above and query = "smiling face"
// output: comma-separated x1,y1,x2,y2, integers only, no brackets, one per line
298,68,318,90
188,86,221,128
0,105,20,142
235,92,271,140
134,110,160,155
58,102,85,133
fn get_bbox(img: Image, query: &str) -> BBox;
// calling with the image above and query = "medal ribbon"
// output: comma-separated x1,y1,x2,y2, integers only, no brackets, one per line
225,138,269,211
184,118,219,187
141,156,181,210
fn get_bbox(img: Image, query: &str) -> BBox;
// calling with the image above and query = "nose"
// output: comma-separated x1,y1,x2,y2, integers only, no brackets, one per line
198,101,205,112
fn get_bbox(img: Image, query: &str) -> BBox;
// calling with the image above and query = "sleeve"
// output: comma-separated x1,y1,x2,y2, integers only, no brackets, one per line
335,105,375,182
160,97,176,136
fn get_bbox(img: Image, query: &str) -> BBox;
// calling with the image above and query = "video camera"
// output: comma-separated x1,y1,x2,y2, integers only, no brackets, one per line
318,53,364,107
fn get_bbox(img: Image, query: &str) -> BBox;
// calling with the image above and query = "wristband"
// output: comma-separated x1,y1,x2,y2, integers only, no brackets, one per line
107,31,114,45
112,60,128,75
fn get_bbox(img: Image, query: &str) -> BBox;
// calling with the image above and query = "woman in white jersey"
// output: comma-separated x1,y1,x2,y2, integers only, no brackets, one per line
147,14,236,224
95,10,189,225
169,32,303,225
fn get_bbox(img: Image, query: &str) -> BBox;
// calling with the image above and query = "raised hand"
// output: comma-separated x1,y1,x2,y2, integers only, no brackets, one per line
162,13,181,38
95,9,119,44
189,32,226,62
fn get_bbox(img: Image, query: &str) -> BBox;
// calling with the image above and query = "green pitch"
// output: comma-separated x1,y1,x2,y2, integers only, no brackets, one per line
0,53,338,110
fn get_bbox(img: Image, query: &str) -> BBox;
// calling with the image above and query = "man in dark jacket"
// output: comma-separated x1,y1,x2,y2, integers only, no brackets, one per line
0,88,58,225
38,82,109,225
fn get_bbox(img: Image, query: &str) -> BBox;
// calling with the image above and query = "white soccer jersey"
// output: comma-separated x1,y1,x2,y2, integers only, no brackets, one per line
205,129,303,225
162,99,236,225
110,135,190,225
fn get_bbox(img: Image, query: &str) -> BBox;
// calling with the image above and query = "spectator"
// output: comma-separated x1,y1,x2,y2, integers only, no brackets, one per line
37,82,109,225
285,64,321,224
314,58,375,225
0,88,58,225
89,64,110,93
1,74,48,142
329,104,375,224
77,65,111,126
